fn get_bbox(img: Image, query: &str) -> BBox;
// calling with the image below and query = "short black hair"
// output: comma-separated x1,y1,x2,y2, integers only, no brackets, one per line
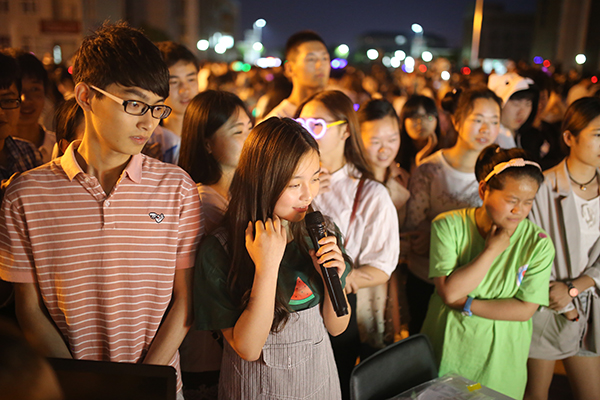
358,98,399,124
72,21,169,99
285,30,326,61
3,48,48,90
0,52,21,94
156,41,199,70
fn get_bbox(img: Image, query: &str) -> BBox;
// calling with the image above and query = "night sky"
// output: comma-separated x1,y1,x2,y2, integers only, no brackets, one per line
240,0,538,52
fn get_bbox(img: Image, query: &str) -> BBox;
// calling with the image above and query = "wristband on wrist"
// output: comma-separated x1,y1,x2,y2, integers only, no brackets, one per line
462,296,474,317
566,281,579,298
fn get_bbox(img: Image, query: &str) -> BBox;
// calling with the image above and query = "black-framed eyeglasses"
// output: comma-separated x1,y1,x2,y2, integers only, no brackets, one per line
0,98,21,110
90,85,172,119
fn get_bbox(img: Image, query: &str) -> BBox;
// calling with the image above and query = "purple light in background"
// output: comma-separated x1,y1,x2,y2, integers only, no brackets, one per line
353,103,359,111
401,64,407,72
265,73,274,81
541,67,548,72
330,58,348,69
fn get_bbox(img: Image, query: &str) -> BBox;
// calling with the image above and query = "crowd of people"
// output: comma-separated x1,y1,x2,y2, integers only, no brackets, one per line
1,21,600,400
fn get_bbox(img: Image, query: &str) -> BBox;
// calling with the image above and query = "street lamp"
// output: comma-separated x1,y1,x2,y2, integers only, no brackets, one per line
576,54,587,65
366,49,379,60
470,0,484,67
422,51,433,62
411,24,423,34
197,39,209,51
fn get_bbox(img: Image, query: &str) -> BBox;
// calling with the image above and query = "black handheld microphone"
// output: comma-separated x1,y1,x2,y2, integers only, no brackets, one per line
305,211,349,317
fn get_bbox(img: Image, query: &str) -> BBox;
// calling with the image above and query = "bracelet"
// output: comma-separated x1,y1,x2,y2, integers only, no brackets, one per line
462,296,474,317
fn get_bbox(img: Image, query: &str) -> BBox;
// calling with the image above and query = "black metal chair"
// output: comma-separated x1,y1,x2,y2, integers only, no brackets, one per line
349,333,438,400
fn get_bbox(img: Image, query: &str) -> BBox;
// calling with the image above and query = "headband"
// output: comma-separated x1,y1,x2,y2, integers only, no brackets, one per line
484,158,542,182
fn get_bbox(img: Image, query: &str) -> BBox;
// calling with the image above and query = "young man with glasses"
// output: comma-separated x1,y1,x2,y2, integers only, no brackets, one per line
0,52,42,183
0,23,202,400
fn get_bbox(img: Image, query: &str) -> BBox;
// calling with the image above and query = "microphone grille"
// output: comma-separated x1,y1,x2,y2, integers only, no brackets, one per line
304,211,325,227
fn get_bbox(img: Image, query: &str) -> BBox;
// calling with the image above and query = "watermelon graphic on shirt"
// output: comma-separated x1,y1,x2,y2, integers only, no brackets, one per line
289,277,315,306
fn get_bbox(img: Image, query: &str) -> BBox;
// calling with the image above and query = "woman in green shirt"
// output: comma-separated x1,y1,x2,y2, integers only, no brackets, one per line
421,144,554,399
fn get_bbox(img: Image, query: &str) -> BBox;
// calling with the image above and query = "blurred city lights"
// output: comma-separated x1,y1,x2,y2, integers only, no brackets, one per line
254,19,266,28
543,60,551,68
533,56,543,64
462,66,471,75
366,49,379,60
232,61,243,71
242,63,251,72
331,58,348,69
390,57,401,68
441,71,450,81
418,64,427,73
411,23,423,33
256,57,282,68
405,56,415,68
253,42,263,52
214,43,227,54
336,44,350,57
220,35,235,49
395,35,406,45
395,50,406,60
53,45,62,64
592,76,598,84
67,66,73,74
197,39,209,51
382,56,391,67
421,51,433,62
575,54,586,64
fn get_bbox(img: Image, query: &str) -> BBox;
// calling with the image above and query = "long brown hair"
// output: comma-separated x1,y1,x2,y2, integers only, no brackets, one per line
296,90,375,180
224,117,321,332
179,90,250,184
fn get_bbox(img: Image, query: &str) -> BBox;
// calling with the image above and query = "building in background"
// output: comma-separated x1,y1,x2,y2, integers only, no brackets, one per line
531,0,600,72
0,0,241,66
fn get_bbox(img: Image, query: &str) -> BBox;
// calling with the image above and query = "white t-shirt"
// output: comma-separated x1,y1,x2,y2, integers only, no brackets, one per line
261,99,297,122
312,163,399,348
404,150,482,281
495,124,516,149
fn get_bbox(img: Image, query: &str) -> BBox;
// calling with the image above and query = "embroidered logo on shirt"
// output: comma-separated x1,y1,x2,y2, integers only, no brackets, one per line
289,277,315,306
149,212,165,223
517,264,529,287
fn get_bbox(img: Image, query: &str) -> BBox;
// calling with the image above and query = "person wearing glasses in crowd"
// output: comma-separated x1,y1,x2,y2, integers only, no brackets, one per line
0,23,202,400
0,52,42,183
397,95,443,173
421,145,553,400
261,31,330,121
297,90,399,400
0,48,57,164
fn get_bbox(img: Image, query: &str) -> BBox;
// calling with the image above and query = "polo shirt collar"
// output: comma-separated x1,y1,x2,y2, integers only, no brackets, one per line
62,140,143,183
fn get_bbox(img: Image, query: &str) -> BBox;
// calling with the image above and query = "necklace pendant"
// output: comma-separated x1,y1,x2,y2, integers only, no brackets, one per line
581,185,587,191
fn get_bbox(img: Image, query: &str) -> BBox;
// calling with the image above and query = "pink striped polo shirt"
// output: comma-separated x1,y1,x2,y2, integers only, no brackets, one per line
0,141,203,391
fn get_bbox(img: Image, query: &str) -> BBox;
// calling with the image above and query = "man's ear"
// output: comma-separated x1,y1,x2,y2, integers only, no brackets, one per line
284,59,294,79
74,83,93,112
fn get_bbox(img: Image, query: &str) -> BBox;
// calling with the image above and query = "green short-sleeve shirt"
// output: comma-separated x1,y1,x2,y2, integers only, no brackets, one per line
194,232,351,331
422,208,554,400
